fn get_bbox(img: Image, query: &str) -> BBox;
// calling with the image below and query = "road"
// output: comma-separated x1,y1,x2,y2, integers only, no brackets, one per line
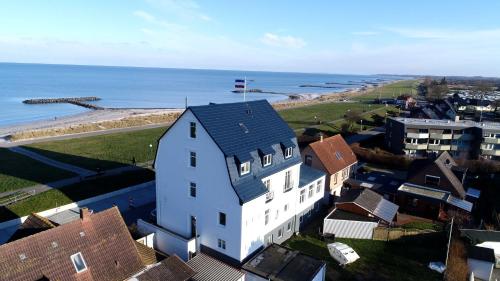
0,181,156,244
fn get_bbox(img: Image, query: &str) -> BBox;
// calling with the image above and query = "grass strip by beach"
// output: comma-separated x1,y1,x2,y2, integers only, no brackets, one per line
352,80,420,102
0,168,155,222
24,126,167,171
0,148,76,193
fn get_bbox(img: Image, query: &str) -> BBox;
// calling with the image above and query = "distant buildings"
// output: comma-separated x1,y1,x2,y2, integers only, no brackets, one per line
385,117,500,160
301,134,358,198
151,100,326,265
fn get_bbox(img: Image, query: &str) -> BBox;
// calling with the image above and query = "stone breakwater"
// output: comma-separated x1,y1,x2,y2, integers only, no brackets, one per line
22,97,104,110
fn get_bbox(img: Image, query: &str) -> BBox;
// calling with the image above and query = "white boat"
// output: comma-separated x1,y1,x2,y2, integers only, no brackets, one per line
327,242,360,265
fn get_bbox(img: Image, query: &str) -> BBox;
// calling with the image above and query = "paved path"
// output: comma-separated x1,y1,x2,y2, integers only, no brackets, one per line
8,146,95,176
0,182,156,244
0,123,169,148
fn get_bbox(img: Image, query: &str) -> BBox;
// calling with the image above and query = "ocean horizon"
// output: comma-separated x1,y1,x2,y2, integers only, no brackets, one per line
0,62,403,127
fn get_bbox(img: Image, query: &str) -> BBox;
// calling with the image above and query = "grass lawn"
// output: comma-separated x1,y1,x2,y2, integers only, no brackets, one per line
24,127,167,171
0,168,155,222
0,148,76,193
352,80,420,102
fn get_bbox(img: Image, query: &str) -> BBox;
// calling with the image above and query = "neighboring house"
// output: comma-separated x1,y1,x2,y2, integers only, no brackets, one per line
301,134,357,198
0,207,156,281
323,188,399,239
242,244,326,281
385,117,500,160
397,152,473,220
461,229,500,281
152,100,326,265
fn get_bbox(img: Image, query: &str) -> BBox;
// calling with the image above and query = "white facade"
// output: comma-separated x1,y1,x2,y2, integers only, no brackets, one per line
155,109,325,263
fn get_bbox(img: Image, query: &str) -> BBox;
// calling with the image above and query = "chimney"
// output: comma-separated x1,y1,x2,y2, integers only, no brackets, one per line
320,134,324,142
80,208,91,221
455,115,460,122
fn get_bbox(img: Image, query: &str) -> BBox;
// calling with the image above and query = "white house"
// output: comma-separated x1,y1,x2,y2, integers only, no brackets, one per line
151,100,326,265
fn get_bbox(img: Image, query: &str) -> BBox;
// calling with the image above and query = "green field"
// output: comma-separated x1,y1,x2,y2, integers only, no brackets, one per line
353,80,420,102
0,148,76,193
0,169,155,222
284,215,445,281
25,127,167,171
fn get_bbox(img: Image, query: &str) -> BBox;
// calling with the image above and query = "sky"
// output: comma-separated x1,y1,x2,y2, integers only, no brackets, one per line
0,0,499,76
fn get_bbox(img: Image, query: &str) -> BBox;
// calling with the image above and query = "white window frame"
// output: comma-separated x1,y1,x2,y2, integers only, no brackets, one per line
70,252,88,273
263,154,272,167
284,147,293,159
189,182,196,198
263,179,271,190
284,204,289,212
316,180,322,193
308,185,314,198
265,209,270,225
277,228,283,238
190,122,196,138
217,239,226,250
190,151,197,167
299,189,305,203
240,161,250,175
286,221,292,232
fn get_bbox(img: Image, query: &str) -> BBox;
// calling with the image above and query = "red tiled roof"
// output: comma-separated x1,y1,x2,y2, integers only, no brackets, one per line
0,207,146,281
308,135,357,174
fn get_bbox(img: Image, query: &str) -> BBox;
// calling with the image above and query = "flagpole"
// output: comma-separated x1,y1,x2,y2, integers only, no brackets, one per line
244,76,247,102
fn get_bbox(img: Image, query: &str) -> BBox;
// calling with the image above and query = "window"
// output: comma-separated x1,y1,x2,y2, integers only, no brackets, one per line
333,173,338,184
284,204,289,212
190,151,196,167
425,175,440,186
264,210,270,225
263,154,272,167
219,212,226,226
217,239,226,250
263,179,271,190
190,182,197,197
316,180,322,193
305,155,312,166
483,143,494,150
308,185,314,198
484,133,495,138
342,168,348,180
277,228,283,238
275,210,279,219
240,161,250,175
71,253,88,273
287,221,292,232
284,147,293,159
190,122,196,138
300,189,305,203
284,170,292,192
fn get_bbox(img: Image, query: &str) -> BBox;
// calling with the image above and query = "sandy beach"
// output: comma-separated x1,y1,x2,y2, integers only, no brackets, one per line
0,81,391,143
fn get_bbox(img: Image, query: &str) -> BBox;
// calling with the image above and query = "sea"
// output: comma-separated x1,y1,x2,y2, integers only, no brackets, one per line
0,63,403,127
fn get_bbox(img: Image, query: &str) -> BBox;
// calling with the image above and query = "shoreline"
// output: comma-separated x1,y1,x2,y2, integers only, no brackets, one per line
0,80,397,143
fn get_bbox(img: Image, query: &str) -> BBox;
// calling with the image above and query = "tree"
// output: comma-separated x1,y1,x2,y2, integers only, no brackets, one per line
345,110,362,129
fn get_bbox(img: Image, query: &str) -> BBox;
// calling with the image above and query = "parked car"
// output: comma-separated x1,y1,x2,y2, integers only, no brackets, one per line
327,242,360,265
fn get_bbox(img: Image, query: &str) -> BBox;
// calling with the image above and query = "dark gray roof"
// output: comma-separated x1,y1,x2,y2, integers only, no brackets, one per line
337,189,399,222
242,244,325,281
468,246,496,263
326,209,378,222
461,229,500,244
189,100,296,159
186,253,244,281
189,100,301,204
299,165,326,187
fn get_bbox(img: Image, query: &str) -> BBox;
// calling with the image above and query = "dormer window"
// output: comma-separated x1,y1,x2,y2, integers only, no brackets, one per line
240,161,250,175
71,252,88,273
284,147,293,159
262,154,272,167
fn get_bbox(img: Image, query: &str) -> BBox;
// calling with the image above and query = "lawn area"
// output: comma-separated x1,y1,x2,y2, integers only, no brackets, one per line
24,127,167,171
0,168,155,222
352,80,420,102
284,214,446,281
0,148,76,193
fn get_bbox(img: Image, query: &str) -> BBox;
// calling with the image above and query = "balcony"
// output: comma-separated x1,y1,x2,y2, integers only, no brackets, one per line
406,132,429,139
429,133,452,140
481,149,500,156
405,143,428,150
450,145,470,152
428,144,451,151
483,137,500,144
452,134,474,141
265,191,274,202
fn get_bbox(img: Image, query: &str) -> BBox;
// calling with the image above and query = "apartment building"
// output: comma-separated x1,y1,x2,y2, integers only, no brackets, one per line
152,100,326,265
385,117,500,160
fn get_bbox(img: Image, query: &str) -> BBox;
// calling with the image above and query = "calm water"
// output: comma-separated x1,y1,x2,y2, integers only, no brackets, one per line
0,63,402,126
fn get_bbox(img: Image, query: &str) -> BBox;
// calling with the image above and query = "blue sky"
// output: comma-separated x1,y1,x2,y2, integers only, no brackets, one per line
1,0,499,76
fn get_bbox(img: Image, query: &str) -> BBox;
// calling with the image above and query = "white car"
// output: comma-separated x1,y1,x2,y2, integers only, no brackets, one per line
327,242,360,265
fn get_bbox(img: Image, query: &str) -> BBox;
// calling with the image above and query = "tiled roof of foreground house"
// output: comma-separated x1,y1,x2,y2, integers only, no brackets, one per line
0,207,150,281
307,134,357,174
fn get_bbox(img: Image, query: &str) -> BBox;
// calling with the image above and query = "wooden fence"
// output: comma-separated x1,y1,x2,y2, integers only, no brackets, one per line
372,226,436,241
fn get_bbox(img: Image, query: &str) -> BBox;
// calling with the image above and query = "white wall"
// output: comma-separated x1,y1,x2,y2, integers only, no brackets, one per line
323,216,378,239
467,258,493,281
296,175,326,215
155,110,243,261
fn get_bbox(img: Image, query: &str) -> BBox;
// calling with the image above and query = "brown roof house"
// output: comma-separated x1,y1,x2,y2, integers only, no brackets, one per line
0,207,159,281
301,134,358,198
397,151,473,220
